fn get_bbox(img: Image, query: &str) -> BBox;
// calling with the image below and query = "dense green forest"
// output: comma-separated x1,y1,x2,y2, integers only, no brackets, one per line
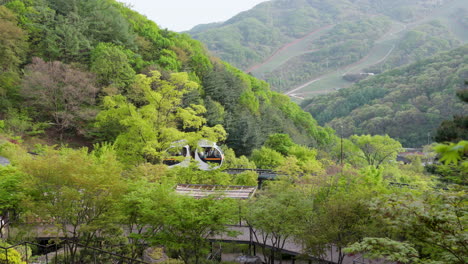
0,0,334,159
189,0,467,96
365,20,461,73
263,17,391,92
0,0,466,264
189,0,447,70
302,45,468,147
189,0,356,69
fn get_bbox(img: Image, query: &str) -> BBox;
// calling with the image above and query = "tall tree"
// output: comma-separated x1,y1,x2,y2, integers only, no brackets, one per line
21,57,98,136
96,70,226,164
155,194,237,264
18,145,126,263
245,183,313,264
349,134,402,168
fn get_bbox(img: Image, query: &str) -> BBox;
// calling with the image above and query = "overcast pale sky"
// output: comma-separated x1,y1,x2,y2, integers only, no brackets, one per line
120,0,267,32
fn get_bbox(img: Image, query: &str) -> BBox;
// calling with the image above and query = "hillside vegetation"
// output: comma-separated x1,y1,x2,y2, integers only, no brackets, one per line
0,1,466,264
302,45,468,147
365,20,461,73
262,17,392,91
0,0,334,160
189,0,467,95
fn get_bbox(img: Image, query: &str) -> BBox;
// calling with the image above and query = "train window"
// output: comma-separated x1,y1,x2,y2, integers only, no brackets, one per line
197,147,223,165
163,146,189,166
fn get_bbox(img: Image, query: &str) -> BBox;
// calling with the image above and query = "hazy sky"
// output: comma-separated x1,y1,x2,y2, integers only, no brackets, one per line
120,0,267,32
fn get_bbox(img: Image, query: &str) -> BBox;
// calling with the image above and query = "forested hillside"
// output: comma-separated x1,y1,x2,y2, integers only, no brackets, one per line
0,0,334,160
302,45,468,147
189,0,467,95
263,17,392,91
0,1,466,264
189,0,358,69
365,20,461,73
189,0,440,70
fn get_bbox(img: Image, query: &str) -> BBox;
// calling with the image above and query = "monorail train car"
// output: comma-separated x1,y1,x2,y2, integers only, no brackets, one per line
194,140,224,170
162,141,191,168
163,140,224,170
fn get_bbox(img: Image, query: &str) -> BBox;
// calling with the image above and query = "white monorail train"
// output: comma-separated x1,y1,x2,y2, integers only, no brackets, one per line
162,140,224,170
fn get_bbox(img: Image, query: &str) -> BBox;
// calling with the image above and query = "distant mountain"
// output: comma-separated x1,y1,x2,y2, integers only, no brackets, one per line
301,45,468,147
189,0,467,95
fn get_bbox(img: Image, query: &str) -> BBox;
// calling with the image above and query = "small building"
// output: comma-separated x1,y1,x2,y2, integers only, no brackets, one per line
175,184,257,199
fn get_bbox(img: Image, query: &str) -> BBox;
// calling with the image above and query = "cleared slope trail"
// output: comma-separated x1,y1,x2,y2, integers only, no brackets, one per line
283,0,468,98
245,25,334,73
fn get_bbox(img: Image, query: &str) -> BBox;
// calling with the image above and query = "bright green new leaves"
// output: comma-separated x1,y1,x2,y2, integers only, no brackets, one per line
0,241,25,264
13,145,126,262
349,134,403,168
0,166,25,238
155,195,237,264
434,141,467,168
264,133,295,156
433,141,468,184
245,183,313,264
250,146,285,169
96,70,227,164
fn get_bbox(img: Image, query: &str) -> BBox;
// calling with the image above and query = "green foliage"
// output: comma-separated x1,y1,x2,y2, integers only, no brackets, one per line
155,195,237,264
345,237,420,263
0,241,25,264
305,45,468,147
264,133,295,156
264,17,391,91
0,0,334,159
245,183,313,264
91,42,136,89
250,147,284,169
434,140,468,166
0,5,27,109
302,192,373,264
349,134,402,168
0,166,24,213
96,70,226,164
233,171,258,186
433,141,468,184
0,5,27,71
369,190,467,263
221,147,256,169
0,165,25,237
435,115,468,143
2,108,49,136
366,21,461,73
166,164,232,186
189,0,397,70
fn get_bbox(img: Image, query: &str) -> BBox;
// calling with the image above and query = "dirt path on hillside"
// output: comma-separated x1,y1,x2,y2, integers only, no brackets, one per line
245,25,333,73
285,22,402,97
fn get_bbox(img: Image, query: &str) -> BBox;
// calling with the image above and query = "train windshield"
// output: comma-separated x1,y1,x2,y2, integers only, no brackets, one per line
163,147,188,166
197,147,223,165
